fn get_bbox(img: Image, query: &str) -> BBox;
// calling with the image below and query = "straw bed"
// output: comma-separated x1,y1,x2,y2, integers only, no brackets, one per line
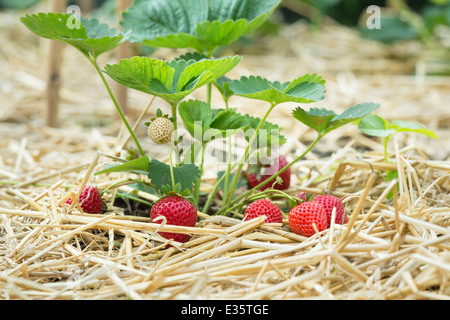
1,9,450,300
1,152,449,300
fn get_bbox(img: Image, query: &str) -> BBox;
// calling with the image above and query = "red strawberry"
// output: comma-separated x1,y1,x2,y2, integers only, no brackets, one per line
243,199,283,223
150,195,197,243
288,201,327,237
247,155,291,191
312,195,347,227
65,185,103,214
295,192,316,202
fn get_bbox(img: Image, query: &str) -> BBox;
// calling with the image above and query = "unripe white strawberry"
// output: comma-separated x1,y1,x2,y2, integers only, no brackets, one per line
147,117,174,144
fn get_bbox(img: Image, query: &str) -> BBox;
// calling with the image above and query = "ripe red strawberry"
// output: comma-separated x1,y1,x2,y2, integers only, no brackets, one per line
295,192,316,202
247,155,291,191
65,185,103,214
243,199,283,223
312,195,347,227
288,201,327,237
150,195,197,243
147,116,174,144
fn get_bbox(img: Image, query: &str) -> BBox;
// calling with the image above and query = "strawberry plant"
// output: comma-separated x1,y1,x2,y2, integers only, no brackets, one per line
357,113,438,199
120,0,281,57
358,114,438,162
120,0,281,106
214,99,380,215
20,13,144,156
20,1,381,230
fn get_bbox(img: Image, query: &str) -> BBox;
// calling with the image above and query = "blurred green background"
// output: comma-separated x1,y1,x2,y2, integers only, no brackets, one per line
3,0,449,45
2,0,449,75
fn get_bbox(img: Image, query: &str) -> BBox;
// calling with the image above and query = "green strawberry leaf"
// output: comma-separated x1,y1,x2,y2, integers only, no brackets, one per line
292,107,337,135
20,13,126,59
120,0,207,51
178,100,219,139
95,155,150,176
293,102,380,137
242,113,287,148
178,100,286,147
390,120,438,139
358,115,438,139
229,74,326,105
147,159,201,193
326,103,381,133
121,0,281,55
104,56,241,104
358,113,438,163
214,76,234,102
358,114,396,138
208,109,251,134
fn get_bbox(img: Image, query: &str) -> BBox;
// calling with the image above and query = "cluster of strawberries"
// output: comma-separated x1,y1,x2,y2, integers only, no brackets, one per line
65,154,347,243
245,193,347,238
243,192,347,237
243,154,348,237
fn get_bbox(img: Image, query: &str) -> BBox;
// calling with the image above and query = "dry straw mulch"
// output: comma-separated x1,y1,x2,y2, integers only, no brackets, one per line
1,9,450,300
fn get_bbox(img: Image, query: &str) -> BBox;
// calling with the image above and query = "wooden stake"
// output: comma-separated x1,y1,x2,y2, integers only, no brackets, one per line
46,0,67,127
77,0,93,13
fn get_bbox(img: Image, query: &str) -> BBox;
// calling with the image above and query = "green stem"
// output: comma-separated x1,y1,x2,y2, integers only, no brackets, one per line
217,134,322,216
221,135,233,206
193,143,206,206
170,101,178,131
202,161,239,214
169,148,176,192
222,103,277,211
202,171,225,214
383,137,390,163
169,101,182,166
91,57,145,156
206,83,212,106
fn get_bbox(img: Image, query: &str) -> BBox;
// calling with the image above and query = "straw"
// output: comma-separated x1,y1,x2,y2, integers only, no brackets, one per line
1,8,449,300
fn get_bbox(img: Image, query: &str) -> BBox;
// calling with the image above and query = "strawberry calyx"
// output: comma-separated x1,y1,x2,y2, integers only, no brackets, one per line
144,108,175,127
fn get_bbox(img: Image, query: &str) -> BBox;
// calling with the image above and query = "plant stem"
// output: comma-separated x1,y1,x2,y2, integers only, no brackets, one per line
170,101,178,131
91,57,145,156
202,170,226,214
222,103,277,211
383,137,390,163
217,134,322,216
202,161,239,214
221,135,233,206
169,148,176,191
206,83,212,105
169,101,182,166
193,143,206,206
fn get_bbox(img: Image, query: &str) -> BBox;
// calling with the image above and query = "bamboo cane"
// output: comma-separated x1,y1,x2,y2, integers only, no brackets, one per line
45,0,67,127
